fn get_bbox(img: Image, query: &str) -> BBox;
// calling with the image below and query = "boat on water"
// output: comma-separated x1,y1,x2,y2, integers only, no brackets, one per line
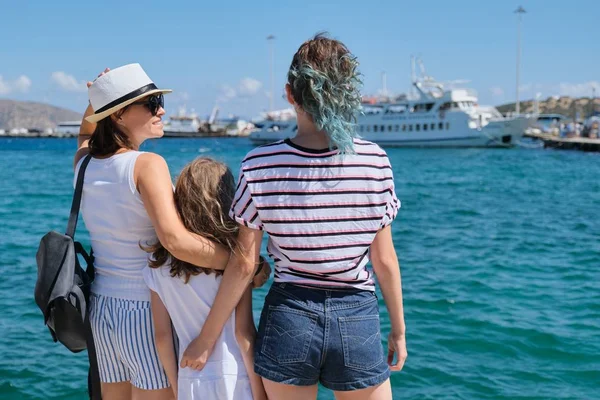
212,117,254,136
250,108,296,137
54,117,203,138
252,108,296,124
164,106,254,137
250,62,534,148
525,114,567,137
55,121,82,136
163,107,204,137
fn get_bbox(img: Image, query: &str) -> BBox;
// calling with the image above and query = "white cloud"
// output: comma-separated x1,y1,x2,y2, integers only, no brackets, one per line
179,91,190,101
518,83,533,93
218,78,264,103
515,83,548,100
238,78,262,96
13,75,32,92
490,86,504,97
445,79,470,90
555,81,600,97
51,71,87,92
169,91,191,106
516,81,599,99
218,85,237,103
0,74,32,95
0,76,10,95
512,81,600,97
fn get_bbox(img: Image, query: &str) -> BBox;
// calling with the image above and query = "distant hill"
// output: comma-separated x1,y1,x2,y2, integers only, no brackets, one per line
0,99,81,130
497,96,600,119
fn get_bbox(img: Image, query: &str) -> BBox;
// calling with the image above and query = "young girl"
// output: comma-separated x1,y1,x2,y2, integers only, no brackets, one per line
142,157,267,400
182,34,407,400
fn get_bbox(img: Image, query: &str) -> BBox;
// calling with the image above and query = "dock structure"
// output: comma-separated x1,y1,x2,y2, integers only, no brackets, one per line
525,132,600,152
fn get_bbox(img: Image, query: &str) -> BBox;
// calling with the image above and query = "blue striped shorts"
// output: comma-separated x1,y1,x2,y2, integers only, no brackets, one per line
89,293,170,390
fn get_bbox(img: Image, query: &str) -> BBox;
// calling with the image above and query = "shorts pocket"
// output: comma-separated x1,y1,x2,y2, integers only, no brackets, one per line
339,314,384,370
261,305,318,364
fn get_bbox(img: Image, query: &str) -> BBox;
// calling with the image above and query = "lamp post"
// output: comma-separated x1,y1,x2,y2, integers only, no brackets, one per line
267,34,275,113
592,86,597,116
515,6,526,115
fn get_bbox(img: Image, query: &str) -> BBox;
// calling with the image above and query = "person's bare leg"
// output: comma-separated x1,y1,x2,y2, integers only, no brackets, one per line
263,379,318,400
132,386,174,400
334,379,392,400
100,381,132,400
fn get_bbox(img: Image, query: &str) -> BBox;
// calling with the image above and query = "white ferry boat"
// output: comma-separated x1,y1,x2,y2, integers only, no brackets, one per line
253,108,296,124
55,121,82,136
163,107,203,137
164,106,253,137
250,68,534,148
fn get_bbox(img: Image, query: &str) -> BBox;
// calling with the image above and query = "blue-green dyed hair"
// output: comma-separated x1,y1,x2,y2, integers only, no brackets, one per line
288,33,362,153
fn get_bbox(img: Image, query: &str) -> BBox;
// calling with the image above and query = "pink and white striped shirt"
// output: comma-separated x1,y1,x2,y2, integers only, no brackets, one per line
229,138,400,291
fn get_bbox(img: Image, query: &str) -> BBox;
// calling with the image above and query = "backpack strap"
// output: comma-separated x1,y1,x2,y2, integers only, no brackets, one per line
74,242,95,281
85,311,102,399
66,155,93,239
66,155,101,398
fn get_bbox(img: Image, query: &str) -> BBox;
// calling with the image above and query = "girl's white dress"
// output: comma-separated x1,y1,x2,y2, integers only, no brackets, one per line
143,267,253,400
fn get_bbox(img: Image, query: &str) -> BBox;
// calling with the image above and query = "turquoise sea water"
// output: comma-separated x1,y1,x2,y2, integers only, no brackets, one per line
1,137,599,399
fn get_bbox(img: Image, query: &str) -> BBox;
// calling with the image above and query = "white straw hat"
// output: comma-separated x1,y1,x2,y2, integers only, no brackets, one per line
85,63,172,123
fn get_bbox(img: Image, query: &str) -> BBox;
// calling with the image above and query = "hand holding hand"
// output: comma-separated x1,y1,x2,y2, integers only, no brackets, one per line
180,336,215,371
252,257,271,288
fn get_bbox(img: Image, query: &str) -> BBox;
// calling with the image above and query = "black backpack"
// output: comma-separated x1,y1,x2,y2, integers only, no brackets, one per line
34,154,101,399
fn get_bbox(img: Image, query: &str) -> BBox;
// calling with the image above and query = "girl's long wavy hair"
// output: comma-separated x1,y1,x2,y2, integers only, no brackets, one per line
288,33,362,153
144,157,238,282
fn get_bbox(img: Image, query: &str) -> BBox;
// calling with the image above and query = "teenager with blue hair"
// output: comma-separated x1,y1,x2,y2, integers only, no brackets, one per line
181,34,407,400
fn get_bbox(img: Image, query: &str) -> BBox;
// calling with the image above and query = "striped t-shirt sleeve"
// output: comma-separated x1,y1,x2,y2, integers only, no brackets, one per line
381,187,400,228
229,169,263,230
381,159,401,228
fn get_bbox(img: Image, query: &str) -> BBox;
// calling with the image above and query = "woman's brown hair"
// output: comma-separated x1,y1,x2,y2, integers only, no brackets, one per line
88,109,134,157
145,157,239,282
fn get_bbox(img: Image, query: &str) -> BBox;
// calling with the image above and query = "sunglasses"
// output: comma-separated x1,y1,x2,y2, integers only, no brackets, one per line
131,94,164,116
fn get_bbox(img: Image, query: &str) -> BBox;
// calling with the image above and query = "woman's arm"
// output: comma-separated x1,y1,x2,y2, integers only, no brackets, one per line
370,225,407,371
235,288,267,400
74,103,94,168
74,69,109,169
150,290,178,397
180,225,263,370
137,153,230,270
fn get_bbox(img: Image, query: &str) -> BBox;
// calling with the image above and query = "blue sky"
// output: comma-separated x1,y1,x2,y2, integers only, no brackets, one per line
1,0,598,119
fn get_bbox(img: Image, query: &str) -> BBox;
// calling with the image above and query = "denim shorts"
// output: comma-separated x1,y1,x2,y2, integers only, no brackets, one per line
254,282,390,391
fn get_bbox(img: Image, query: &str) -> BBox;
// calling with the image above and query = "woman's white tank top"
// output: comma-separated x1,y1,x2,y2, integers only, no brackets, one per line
75,151,156,301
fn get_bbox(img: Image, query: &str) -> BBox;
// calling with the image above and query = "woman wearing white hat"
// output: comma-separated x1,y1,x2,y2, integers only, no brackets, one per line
74,64,268,399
